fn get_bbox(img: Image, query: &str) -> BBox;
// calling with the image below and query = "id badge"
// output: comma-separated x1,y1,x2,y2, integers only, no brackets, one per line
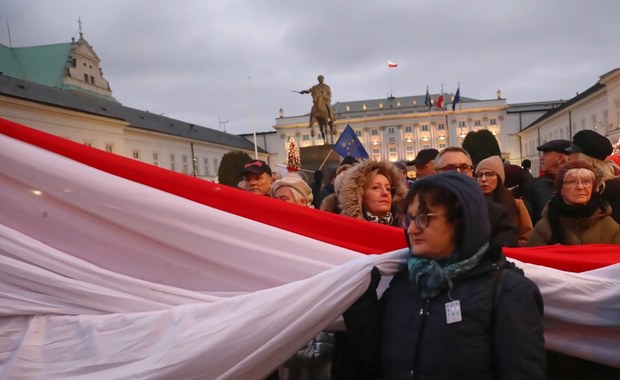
445,300,462,324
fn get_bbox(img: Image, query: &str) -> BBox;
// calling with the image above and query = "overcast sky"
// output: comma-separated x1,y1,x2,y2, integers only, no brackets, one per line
2,1,619,135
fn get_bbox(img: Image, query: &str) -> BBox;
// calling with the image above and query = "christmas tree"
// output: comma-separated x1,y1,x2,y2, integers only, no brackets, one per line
286,137,301,170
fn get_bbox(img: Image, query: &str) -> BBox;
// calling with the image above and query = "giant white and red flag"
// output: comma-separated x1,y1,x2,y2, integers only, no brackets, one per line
0,117,619,378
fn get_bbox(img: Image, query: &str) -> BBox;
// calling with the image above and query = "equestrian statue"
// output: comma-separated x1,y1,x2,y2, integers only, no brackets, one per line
295,75,337,144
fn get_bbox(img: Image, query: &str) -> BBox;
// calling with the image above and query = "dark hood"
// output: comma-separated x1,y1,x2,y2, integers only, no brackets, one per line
410,172,490,261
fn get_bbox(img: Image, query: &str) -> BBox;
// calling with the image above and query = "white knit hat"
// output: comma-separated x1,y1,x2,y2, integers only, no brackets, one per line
476,156,505,184
270,175,313,204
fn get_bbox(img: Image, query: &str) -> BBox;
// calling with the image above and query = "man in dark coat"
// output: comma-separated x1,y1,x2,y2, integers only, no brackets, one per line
434,147,518,246
530,140,571,224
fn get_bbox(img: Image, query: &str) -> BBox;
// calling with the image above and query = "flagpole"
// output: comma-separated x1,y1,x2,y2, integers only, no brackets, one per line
318,149,336,171
459,82,462,112
249,76,258,159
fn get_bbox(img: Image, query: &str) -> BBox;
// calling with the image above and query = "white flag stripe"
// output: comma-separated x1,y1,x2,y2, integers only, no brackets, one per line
1,132,619,376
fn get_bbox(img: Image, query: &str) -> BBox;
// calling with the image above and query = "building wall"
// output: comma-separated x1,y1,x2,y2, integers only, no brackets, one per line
0,95,267,182
519,69,620,176
272,99,511,167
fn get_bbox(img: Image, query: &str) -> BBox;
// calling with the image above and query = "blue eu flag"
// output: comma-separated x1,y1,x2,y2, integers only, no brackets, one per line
333,125,369,160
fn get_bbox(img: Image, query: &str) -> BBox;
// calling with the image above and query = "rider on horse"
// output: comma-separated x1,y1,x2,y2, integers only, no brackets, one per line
300,75,337,141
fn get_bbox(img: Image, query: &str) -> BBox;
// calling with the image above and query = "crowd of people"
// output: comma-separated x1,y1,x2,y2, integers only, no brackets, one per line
236,128,620,380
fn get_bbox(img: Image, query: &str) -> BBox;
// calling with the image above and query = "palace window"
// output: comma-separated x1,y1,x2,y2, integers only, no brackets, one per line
182,155,188,174
153,152,159,167
405,126,412,133
371,148,381,161
388,146,398,161
132,150,140,160
371,129,378,136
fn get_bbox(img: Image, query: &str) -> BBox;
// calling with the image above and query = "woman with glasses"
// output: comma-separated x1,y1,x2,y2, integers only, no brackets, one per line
475,156,533,245
527,160,620,246
344,172,546,379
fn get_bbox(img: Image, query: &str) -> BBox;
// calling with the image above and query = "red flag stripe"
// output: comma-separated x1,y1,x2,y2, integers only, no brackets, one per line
0,117,407,254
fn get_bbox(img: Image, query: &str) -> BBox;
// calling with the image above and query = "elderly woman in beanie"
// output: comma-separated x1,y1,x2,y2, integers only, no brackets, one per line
476,156,533,245
343,172,546,379
565,129,620,223
527,160,620,246
270,175,314,207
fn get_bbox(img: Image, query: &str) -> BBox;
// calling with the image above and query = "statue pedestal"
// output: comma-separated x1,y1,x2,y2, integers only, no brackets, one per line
300,145,340,172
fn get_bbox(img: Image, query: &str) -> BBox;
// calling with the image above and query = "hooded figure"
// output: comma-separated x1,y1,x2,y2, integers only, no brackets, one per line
336,160,407,226
343,172,546,380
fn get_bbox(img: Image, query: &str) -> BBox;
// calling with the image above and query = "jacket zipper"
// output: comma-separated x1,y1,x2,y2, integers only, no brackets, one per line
411,299,430,379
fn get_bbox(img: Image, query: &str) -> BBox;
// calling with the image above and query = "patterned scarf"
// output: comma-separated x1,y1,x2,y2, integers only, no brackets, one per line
407,243,489,299
364,210,394,226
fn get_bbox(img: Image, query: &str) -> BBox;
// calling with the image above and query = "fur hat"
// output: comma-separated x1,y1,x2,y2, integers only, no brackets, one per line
554,160,599,194
566,130,613,161
476,156,505,184
338,161,407,220
270,175,313,204
503,163,523,188
335,163,357,193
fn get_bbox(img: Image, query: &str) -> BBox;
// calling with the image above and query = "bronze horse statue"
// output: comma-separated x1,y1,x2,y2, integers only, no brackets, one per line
309,92,336,144
297,75,337,145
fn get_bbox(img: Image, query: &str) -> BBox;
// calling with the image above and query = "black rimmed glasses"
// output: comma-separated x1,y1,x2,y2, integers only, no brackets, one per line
475,171,498,180
402,213,445,230
436,164,473,173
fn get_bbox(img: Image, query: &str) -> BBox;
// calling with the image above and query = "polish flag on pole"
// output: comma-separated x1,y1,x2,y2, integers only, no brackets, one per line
436,84,445,109
387,60,398,68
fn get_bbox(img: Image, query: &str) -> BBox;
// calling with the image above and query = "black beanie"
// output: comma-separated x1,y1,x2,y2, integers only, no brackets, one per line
409,172,490,261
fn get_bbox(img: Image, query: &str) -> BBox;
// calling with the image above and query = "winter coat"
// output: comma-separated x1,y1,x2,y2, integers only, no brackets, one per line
602,177,620,224
344,245,546,380
527,202,620,246
486,200,519,247
337,160,408,226
530,173,555,225
515,198,533,245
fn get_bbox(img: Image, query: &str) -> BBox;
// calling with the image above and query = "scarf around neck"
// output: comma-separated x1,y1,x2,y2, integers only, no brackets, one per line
407,243,489,299
547,192,604,244
364,210,394,226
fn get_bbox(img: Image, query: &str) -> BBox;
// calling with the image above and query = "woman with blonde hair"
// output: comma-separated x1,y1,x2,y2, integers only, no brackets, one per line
335,160,407,226
565,129,620,223
527,160,620,246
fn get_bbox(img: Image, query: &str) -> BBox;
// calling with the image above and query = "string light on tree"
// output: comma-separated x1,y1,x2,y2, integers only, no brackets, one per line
286,136,301,170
